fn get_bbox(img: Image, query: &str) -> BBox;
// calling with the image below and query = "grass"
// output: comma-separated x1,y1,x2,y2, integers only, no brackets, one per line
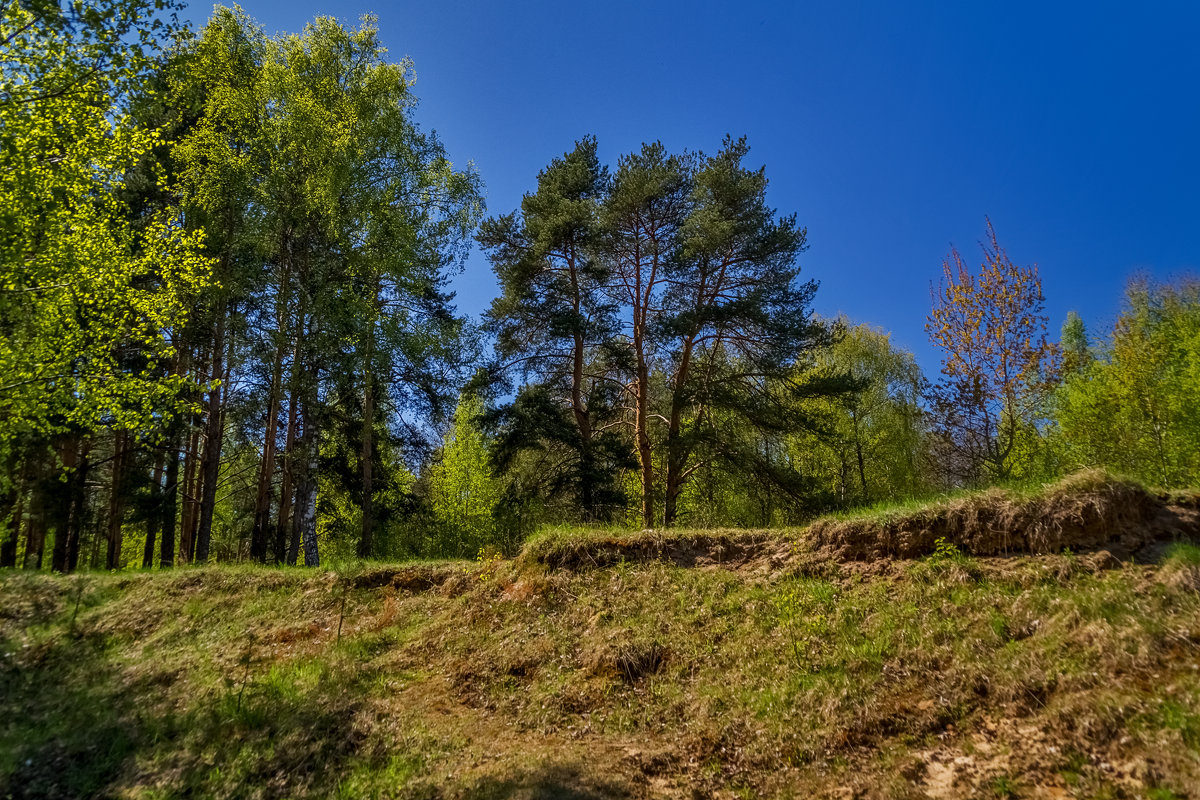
1,546,1199,798
2,473,1200,797
1166,541,1200,567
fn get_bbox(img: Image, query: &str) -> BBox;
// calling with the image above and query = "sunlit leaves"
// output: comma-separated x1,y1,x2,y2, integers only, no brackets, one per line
1054,279,1200,487
0,0,212,463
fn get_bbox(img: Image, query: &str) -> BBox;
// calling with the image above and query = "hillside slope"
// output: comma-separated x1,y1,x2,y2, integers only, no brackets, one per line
2,473,1200,799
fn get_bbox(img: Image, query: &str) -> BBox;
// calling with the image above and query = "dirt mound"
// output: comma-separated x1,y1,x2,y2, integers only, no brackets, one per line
522,471,1200,573
524,529,786,572
807,470,1200,561
351,563,457,592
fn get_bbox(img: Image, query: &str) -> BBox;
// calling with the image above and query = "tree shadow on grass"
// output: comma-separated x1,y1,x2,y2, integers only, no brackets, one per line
459,762,636,800
0,624,378,800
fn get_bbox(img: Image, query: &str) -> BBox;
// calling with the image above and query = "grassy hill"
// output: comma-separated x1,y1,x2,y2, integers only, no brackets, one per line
3,473,1200,799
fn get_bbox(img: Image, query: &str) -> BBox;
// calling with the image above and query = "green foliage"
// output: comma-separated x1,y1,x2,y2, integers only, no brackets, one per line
787,318,929,510
480,136,631,521
930,536,963,562
1053,278,1200,487
427,395,504,556
0,0,212,461
1056,275,1200,489
1060,310,1091,375
158,6,483,564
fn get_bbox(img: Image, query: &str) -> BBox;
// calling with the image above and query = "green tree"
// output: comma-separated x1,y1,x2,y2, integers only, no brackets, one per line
428,395,502,556
160,8,482,566
1,0,213,571
657,137,821,526
1060,311,1091,375
600,141,692,527
0,0,211,467
1054,278,1200,486
480,137,629,520
787,320,928,507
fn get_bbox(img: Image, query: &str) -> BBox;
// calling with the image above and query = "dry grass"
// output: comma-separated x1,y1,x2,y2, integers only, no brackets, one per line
2,472,1200,798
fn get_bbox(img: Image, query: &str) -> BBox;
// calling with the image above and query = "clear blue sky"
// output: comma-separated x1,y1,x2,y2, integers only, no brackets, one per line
187,1,1200,370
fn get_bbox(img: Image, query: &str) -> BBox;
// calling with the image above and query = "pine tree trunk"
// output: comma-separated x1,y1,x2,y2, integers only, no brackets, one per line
358,371,374,559
106,430,128,570
196,305,231,565
161,431,180,568
180,419,201,564
64,441,91,572
635,354,653,529
142,453,165,568
1,476,25,568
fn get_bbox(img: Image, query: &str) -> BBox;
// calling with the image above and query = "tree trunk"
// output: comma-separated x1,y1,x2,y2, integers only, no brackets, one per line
64,441,91,572
286,478,303,566
251,259,290,562
180,340,204,565
662,336,697,529
23,498,45,570
250,357,283,562
662,460,683,529
296,339,321,567
196,305,231,564
565,247,596,519
276,295,307,564
161,430,180,568
277,389,299,564
106,430,129,570
49,437,79,572
287,411,315,567
570,328,596,519
358,359,375,558
300,437,319,568
635,355,653,528
142,453,165,568
1,477,25,568
180,419,201,565
853,422,869,504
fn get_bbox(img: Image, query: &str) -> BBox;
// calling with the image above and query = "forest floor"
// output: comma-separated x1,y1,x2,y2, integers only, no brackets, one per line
3,472,1200,799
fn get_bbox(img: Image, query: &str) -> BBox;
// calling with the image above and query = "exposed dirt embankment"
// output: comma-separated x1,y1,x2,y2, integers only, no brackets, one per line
808,470,1200,561
524,471,1200,573
524,529,782,572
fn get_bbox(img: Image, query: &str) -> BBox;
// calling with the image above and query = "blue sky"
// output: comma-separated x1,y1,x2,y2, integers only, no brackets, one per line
186,1,1200,370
